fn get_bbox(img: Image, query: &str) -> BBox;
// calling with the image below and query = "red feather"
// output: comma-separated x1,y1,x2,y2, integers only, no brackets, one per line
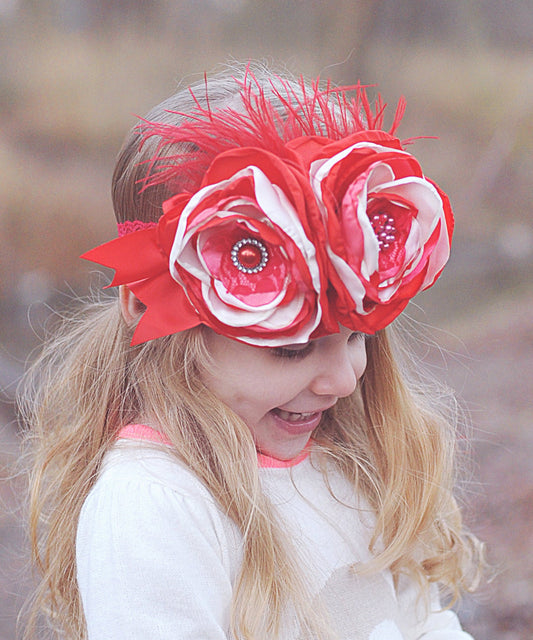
136,71,407,194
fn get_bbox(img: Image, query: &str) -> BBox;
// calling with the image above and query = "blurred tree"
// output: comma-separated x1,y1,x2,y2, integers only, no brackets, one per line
216,0,378,80
20,0,160,31
14,0,533,49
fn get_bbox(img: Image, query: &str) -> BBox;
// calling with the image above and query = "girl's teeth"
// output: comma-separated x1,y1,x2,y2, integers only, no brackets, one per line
276,409,316,422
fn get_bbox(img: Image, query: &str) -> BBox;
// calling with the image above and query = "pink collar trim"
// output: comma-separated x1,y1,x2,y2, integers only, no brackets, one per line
257,447,311,468
116,424,310,468
117,423,172,445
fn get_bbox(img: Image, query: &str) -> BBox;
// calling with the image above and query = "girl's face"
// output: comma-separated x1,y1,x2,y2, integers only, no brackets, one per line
201,326,367,460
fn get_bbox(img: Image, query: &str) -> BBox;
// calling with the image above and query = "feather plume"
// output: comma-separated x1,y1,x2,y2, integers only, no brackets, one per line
137,71,406,193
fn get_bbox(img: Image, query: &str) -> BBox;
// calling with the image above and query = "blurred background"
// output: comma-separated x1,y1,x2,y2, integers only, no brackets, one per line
1,1,532,638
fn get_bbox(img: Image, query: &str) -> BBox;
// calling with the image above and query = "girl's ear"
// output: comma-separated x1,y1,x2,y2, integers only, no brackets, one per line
119,286,145,325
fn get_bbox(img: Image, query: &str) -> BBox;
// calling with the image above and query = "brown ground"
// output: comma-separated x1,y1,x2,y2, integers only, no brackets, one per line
1,296,532,639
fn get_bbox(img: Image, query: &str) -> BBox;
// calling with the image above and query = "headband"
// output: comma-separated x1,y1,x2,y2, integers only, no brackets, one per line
82,75,453,346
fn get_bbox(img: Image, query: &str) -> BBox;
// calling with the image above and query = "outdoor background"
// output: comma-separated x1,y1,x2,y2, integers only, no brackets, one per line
1,1,532,639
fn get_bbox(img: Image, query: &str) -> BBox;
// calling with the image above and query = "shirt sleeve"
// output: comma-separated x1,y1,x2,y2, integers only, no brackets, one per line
396,577,475,640
76,464,237,640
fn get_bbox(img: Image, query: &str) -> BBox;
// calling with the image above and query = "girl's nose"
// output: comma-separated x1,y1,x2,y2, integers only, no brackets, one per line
309,346,360,399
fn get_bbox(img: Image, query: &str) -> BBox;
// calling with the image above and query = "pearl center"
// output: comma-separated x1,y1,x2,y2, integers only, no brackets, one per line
370,212,397,250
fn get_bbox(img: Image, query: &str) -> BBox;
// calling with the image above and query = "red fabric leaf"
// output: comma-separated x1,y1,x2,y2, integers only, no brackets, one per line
129,272,200,344
81,228,165,286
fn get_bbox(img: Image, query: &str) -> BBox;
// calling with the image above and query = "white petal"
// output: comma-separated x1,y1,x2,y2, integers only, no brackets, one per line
355,164,390,279
248,167,322,293
366,163,395,190
203,283,322,339
204,285,279,326
235,307,322,347
373,177,442,240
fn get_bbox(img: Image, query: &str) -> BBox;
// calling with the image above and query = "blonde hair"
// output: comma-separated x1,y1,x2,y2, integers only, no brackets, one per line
20,64,484,639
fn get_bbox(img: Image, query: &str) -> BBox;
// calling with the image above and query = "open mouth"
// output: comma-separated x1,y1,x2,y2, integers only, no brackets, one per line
271,408,321,423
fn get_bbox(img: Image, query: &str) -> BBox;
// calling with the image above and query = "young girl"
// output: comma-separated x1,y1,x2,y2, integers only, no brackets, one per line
22,64,484,640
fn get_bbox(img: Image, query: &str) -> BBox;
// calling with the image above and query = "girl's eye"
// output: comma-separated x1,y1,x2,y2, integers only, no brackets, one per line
271,342,314,360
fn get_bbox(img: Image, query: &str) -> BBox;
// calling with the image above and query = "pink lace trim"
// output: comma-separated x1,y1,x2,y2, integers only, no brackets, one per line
117,220,157,237
116,424,310,468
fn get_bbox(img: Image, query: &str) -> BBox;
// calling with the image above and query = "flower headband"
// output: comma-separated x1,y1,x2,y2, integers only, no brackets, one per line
82,74,454,346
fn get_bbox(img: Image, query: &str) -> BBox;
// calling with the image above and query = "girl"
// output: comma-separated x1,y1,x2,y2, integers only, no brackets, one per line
21,64,484,640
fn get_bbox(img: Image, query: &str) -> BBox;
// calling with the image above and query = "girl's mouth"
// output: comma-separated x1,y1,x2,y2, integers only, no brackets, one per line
270,408,324,434
272,408,319,423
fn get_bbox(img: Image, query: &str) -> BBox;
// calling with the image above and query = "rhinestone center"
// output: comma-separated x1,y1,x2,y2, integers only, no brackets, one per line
370,212,397,250
231,238,269,274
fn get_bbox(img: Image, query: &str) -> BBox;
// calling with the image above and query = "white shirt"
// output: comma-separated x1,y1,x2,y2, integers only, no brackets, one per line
77,438,474,639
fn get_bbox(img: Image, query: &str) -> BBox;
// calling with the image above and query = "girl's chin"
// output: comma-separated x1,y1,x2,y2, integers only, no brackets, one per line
256,433,313,462
251,410,322,462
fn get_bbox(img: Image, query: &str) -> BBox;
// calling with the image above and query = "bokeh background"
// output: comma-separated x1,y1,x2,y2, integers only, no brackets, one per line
1,1,532,638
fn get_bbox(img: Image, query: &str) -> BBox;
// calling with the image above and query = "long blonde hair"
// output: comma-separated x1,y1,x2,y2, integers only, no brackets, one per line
20,64,484,639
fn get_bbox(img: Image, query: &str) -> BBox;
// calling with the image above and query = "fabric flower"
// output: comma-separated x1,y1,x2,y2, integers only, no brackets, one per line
298,130,454,332
83,148,334,346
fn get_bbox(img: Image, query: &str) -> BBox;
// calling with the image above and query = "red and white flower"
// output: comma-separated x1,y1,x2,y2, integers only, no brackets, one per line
83,148,333,346
165,150,328,346
305,130,454,332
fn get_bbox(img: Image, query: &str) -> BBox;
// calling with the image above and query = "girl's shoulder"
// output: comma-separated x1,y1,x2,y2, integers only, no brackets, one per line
76,434,242,637
92,436,212,503
78,434,243,566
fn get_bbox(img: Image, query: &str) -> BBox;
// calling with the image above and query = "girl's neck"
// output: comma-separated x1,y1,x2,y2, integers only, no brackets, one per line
116,424,311,468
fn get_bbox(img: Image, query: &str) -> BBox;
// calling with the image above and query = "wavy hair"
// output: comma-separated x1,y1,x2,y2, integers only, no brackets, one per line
20,63,484,639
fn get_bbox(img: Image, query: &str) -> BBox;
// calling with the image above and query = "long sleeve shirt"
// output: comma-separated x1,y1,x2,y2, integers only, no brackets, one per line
77,432,474,639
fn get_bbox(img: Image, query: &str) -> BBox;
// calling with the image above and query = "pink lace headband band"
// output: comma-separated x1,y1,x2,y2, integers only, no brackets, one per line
117,220,157,237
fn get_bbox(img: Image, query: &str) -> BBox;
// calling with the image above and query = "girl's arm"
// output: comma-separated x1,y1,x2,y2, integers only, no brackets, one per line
76,450,238,639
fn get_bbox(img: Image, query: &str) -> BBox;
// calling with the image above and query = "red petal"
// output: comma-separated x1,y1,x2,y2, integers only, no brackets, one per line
285,135,333,168
427,178,454,244
202,147,303,186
